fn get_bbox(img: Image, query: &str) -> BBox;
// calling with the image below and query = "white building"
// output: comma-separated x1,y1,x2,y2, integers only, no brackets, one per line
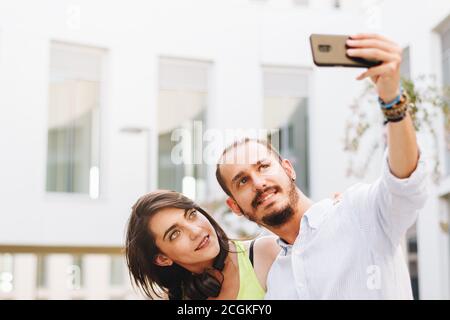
0,0,448,299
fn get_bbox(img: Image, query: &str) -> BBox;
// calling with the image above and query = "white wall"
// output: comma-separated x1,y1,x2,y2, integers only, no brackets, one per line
0,0,367,246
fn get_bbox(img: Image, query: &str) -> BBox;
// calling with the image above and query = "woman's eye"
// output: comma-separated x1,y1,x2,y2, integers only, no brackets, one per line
170,230,180,241
189,210,197,219
261,163,270,169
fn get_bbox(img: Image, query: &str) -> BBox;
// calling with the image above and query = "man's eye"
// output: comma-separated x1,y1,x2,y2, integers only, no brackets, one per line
239,177,248,185
170,230,180,241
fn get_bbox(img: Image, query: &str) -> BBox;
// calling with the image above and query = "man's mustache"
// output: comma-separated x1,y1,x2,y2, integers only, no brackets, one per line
251,186,281,209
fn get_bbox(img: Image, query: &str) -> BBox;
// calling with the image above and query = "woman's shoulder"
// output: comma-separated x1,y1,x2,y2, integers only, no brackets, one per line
240,235,280,258
255,236,281,259
254,235,279,246
242,235,281,291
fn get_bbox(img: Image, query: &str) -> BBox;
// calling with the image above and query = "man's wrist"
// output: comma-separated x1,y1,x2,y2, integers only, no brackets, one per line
378,86,403,109
380,93,400,104
378,81,402,104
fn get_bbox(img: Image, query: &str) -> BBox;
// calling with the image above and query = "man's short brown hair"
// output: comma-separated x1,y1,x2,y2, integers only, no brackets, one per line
215,138,283,197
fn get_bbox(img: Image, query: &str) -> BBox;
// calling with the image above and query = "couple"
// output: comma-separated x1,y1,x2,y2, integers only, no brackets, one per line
125,34,428,300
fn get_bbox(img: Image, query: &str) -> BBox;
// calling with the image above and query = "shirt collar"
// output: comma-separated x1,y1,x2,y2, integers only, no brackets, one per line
303,198,333,230
276,237,291,255
276,198,334,253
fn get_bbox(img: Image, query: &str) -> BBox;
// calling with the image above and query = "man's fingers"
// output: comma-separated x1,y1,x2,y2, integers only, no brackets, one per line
346,39,401,55
370,75,379,83
347,48,400,63
350,33,396,45
356,63,396,80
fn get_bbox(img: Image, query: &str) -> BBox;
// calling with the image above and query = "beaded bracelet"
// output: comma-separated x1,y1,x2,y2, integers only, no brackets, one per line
378,87,404,109
380,91,410,123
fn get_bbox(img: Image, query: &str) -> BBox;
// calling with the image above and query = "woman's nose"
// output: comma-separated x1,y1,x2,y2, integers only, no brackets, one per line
189,225,203,241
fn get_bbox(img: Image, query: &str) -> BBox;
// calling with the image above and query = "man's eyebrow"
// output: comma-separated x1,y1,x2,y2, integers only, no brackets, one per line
257,158,269,165
231,171,245,185
230,159,269,185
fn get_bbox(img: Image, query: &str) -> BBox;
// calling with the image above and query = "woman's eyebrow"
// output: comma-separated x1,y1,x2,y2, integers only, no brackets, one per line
162,210,193,241
163,224,178,241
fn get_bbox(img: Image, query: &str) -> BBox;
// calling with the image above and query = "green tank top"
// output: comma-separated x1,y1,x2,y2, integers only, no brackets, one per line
233,240,266,300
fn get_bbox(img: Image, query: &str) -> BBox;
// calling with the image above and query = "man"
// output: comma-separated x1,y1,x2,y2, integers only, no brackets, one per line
215,34,428,299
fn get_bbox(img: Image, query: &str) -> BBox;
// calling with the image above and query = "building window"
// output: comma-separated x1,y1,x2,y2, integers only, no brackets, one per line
157,58,211,202
0,254,14,293
263,66,310,195
46,42,105,198
36,254,47,289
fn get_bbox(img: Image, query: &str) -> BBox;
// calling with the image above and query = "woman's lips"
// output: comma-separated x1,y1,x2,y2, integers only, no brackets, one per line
195,235,210,251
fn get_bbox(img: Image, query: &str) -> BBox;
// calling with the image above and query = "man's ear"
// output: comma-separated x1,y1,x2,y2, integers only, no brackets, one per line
281,159,296,181
226,197,243,216
154,254,173,267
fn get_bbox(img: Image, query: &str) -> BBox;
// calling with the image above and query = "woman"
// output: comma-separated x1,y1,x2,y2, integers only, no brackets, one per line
125,190,280,300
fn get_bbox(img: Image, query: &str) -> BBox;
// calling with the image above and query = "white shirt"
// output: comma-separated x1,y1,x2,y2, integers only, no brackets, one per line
265,151,428,300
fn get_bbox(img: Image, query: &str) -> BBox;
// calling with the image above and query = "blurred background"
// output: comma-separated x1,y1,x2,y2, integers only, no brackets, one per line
0,0,449,299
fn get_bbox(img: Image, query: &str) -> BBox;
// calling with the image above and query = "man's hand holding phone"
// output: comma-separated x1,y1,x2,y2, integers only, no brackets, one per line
346,33,403,103
310,33,403,103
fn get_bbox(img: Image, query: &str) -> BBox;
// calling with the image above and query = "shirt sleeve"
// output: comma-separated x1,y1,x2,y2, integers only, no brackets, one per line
346,148,429,247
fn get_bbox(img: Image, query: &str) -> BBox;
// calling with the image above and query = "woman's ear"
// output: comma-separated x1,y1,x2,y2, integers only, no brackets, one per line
154,254,173,267
226,197,243,216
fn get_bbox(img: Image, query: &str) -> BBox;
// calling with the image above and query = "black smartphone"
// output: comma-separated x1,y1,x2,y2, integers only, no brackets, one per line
309,34,382,68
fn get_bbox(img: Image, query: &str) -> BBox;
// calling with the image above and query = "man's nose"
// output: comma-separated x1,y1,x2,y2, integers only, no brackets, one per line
252,174,267,191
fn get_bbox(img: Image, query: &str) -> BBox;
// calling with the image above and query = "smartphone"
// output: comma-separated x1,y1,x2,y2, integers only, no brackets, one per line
309,34,382,68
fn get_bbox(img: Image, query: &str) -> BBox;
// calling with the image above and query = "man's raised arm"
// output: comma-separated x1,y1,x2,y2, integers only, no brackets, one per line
346,33,419,178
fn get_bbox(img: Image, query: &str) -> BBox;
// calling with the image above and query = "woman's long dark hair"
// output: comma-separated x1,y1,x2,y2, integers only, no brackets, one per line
125,190,230,300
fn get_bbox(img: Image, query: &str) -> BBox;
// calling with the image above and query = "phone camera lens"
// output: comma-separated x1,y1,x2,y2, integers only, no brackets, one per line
318,45,331,52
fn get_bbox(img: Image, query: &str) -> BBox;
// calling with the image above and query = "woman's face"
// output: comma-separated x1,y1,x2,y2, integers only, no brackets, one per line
149,207,221,273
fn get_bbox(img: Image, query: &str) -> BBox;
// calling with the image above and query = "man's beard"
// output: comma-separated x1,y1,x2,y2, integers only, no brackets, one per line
238,179,299,228
261,203,294,227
